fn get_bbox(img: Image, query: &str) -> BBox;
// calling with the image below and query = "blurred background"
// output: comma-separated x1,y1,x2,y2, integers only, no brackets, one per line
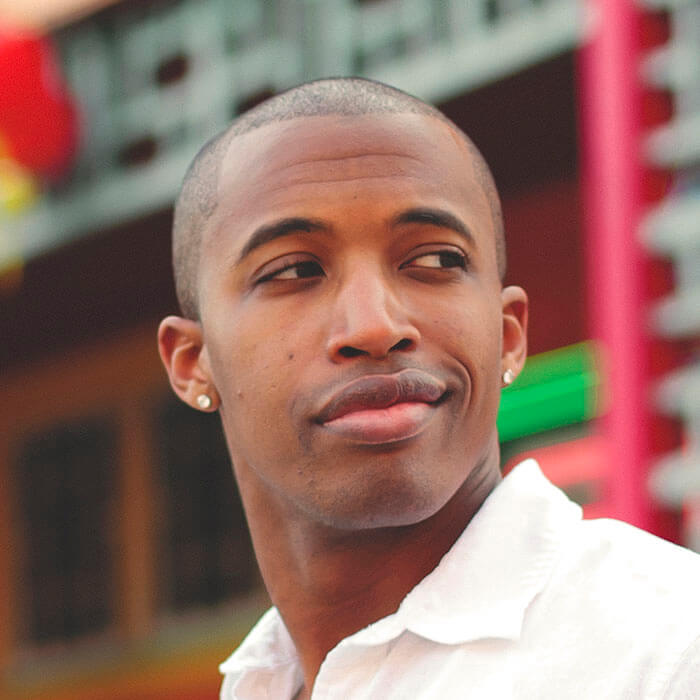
0,0,698,697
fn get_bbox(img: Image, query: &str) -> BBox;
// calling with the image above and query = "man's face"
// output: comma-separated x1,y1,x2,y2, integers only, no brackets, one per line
193,113,525,530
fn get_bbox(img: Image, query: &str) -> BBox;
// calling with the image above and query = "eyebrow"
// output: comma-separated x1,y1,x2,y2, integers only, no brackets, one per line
235,207,475,265
392,207,475,247
236,217,327,263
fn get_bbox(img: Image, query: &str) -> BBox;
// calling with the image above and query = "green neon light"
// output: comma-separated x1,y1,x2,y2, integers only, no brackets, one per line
497,341,601,443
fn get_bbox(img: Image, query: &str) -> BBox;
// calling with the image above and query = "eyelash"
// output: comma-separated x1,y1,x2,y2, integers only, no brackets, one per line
402,249,468,270
255,248,468,285
257,260,323,284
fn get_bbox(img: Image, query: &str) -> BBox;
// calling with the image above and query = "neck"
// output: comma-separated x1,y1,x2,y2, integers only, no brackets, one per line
240,455,501,697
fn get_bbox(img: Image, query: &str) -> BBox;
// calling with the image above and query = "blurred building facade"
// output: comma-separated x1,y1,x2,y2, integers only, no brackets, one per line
0,0,698,697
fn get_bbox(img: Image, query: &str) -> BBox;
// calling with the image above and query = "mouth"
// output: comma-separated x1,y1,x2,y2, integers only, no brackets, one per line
315,369,448,445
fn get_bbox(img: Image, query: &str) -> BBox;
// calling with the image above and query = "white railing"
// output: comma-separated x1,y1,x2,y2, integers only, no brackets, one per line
643,0,700,539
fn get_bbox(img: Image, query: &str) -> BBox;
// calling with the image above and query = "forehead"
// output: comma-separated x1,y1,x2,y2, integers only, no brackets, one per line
204,112,492,257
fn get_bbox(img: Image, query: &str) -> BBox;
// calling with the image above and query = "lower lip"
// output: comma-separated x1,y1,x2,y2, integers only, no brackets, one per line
321,402,437,444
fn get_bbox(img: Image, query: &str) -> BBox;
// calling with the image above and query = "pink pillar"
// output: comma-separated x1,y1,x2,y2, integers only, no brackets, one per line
578,0,654,531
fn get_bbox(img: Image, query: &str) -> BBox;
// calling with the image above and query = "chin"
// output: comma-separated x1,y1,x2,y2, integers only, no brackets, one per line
308,476,450,531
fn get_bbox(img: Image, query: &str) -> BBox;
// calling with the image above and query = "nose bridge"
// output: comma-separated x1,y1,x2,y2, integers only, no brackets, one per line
346,259,391,319
327,258,418,360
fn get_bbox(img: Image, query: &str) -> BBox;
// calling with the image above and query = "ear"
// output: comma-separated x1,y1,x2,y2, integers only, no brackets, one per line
157,315,219,411
500,285,528,383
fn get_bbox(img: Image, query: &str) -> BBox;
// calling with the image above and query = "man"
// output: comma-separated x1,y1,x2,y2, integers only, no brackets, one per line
158,78,700,699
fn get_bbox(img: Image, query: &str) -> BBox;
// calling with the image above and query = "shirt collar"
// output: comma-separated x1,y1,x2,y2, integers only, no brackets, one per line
351,458,582,646
221,459,582,679
219,607,301,697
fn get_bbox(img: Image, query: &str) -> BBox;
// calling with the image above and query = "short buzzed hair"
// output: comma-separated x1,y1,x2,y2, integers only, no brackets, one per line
172,77,506,320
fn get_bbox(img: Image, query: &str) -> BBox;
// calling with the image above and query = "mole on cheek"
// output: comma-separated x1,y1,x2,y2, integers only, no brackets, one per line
288,353,295,360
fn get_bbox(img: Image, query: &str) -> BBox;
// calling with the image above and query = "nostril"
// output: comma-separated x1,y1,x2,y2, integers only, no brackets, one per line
391,338,414,352
339,346,366,358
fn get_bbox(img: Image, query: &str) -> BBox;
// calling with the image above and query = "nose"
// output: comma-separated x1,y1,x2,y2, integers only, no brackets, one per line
326,268,420,362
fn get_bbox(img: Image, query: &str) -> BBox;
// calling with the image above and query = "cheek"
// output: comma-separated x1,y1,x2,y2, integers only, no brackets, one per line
209,312,307,427
429,301,502,362
427,300,504,421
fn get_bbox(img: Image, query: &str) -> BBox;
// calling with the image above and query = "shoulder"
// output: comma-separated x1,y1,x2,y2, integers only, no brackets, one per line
538,518,700,696
509,517,700,697
564,517,700,596
548,517,700,618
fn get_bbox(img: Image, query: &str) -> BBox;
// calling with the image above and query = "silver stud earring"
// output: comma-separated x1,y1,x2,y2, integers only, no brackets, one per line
196,394,212,410
502,369,515,386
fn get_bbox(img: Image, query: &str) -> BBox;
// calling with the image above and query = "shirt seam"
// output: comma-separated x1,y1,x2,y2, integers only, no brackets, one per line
660,631,700,700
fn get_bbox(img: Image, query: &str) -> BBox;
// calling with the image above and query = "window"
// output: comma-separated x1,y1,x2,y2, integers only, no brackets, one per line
15,416,117,644
154,397,258,612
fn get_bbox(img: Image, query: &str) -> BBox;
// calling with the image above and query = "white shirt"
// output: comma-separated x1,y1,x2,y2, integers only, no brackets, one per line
220,460,700,699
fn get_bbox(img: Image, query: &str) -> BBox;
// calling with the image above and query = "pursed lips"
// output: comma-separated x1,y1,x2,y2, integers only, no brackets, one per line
315,369,447,444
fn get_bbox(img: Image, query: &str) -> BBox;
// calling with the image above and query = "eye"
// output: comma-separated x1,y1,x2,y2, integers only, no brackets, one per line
403,249,468,270
256,259,324,284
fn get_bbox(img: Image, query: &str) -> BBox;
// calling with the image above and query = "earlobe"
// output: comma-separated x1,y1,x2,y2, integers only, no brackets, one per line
500,286,528,383
157,316,220,411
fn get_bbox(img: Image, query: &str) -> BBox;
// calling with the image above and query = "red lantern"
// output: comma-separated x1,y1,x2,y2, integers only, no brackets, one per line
0,31,79,180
